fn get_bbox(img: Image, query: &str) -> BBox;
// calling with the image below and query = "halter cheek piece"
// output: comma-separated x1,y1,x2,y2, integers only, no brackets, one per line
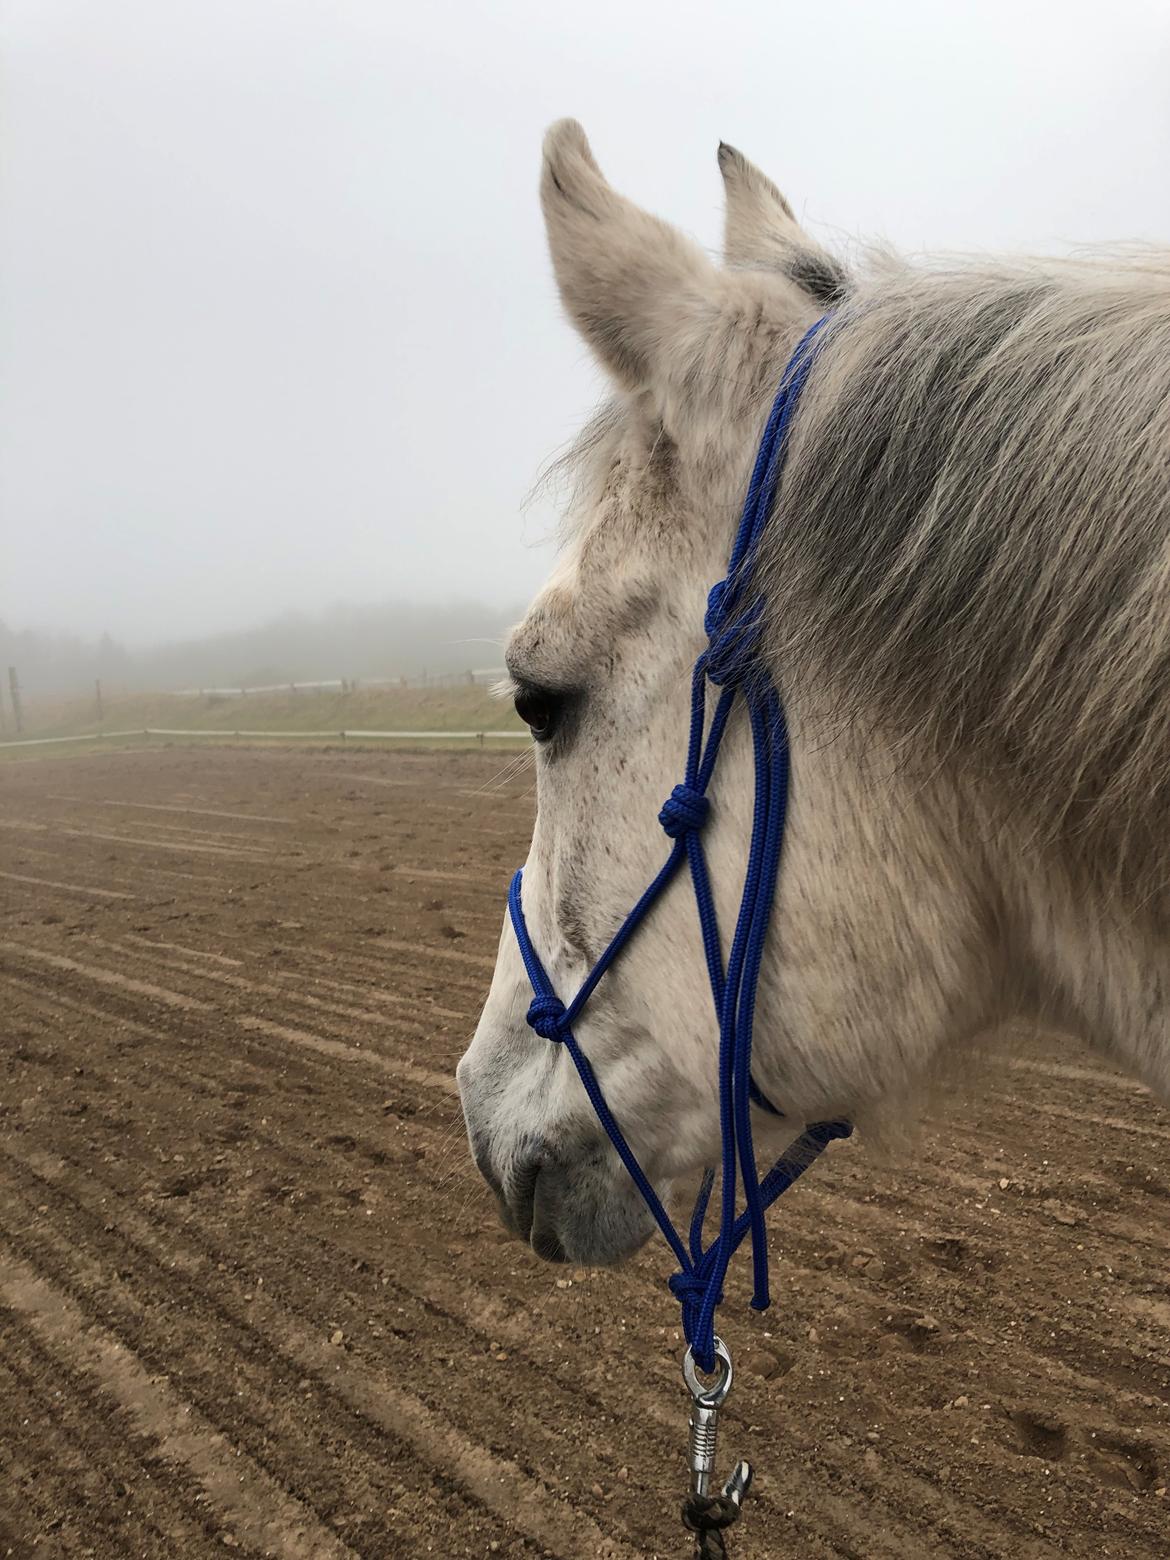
506,315,852,1546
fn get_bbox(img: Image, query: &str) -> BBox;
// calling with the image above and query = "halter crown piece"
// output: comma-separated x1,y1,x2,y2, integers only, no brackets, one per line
507,314,852,1556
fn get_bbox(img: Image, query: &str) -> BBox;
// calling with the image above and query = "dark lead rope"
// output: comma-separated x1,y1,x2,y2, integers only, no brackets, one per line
507,313,852,1386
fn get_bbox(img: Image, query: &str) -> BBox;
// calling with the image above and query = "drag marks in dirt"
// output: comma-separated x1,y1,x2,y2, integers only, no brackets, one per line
49,794,295,826
0,942,213,1012
0,870,136,901
0,1249,358,1560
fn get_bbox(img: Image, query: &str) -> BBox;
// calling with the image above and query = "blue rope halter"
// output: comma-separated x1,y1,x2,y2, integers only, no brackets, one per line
508,315,852,1374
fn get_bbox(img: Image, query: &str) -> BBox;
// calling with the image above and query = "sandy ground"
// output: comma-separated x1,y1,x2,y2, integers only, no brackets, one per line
2,744,1169,1560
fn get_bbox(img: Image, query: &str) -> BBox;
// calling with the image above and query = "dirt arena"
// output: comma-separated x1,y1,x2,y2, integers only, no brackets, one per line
2,744,1169,1559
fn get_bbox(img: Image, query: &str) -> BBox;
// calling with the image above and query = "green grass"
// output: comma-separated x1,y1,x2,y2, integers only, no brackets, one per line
4,683,527,757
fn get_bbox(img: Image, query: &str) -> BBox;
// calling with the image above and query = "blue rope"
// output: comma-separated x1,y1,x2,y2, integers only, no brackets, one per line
507,315,852,1372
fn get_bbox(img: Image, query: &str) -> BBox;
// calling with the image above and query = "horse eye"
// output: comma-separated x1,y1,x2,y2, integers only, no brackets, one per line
513,685,559,742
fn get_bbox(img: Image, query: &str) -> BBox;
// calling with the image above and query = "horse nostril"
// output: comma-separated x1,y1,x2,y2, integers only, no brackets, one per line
508,1153,541,1242
467,1130,504,1199
531,1225,567,1263
528,1155,570,1264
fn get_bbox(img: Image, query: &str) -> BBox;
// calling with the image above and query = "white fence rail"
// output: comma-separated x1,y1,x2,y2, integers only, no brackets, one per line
0,727,527,751
174,669,506,697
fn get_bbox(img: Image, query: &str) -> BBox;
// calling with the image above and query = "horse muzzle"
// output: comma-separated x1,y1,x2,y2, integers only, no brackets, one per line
458,1054,658,1266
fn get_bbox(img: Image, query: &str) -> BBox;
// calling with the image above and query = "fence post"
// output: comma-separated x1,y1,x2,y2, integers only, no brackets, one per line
7,667,22,734
95,678,104,724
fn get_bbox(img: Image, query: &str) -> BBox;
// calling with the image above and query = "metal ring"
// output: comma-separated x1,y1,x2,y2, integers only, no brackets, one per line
682,1335,734,1408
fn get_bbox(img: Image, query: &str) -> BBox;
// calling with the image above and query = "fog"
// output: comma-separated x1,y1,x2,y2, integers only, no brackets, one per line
3,1,1169,677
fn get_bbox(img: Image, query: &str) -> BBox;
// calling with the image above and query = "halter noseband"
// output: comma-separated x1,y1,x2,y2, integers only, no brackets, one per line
507,314,851,1380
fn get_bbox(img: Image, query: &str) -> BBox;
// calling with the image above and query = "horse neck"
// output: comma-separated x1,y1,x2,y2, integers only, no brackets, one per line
996,830,1170,1098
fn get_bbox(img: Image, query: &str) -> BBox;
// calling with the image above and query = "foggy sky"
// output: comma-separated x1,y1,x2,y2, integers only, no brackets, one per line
4,0,1169,646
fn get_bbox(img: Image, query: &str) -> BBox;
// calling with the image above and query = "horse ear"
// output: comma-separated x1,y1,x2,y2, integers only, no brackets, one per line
718,142,847,304
540,120,720,394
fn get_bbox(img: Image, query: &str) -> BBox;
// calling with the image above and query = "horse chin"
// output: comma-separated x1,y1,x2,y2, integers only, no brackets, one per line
502,1149,660,1267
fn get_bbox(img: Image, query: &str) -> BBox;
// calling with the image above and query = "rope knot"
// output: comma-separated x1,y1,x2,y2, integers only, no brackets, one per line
659,784,710,839
525,992,569,1042
704,597,764,688
682,1492,742,1559
668,1270,708,1306
668,1265,724,1369
703,578,729,638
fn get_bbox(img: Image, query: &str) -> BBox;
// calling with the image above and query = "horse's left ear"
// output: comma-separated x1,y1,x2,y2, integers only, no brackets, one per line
719,143,847,304
541,120,724,397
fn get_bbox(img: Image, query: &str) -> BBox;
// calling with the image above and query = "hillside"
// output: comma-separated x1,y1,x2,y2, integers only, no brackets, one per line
0,599,520,698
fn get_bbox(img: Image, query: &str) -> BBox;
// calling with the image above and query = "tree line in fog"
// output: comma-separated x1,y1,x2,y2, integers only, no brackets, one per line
2,599,519,698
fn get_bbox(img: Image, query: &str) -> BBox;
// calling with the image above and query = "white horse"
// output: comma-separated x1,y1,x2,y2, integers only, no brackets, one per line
458,120,1170,1269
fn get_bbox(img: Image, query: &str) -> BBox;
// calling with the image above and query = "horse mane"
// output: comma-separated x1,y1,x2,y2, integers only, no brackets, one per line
761,248,1170,903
